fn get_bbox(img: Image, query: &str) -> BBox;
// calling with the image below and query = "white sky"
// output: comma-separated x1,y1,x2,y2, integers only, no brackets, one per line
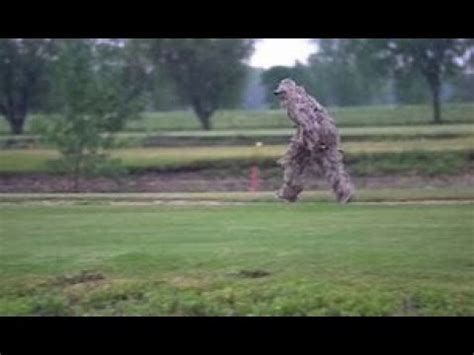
249,39,316,69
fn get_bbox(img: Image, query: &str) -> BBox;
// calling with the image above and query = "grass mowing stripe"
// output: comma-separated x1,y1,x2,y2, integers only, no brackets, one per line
0,137,472,173
2,103,474,135
1,187,474,203
1,201,472,315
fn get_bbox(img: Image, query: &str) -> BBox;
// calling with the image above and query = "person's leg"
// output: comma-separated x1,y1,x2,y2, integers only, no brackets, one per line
277,144,310,202
318,148,354,203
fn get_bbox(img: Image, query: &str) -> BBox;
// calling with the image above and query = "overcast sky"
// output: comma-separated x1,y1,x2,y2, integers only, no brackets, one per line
249,39,316,69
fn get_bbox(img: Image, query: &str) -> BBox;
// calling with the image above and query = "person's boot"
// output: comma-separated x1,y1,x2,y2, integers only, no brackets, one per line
337,187,354,204
276,184,303,202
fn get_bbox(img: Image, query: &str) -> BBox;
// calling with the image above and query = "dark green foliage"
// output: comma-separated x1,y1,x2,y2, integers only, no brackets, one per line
260,39,474,114
362,39,474,122
261,66,297,108
448,73,474,102
147,39,255,129
393,70,431,104
307,39,388,107
39,39,146,191
241,66,267,110
0,39,56,134
261,40,390,108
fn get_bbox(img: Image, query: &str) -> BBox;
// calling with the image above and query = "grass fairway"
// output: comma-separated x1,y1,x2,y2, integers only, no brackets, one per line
1,195,473,316
2,103,474,135
3,124,474,150
0,137,472,173
121,103,474,131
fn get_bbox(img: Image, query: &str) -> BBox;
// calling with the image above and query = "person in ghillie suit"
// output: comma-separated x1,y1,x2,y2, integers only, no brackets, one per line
273,78,354,203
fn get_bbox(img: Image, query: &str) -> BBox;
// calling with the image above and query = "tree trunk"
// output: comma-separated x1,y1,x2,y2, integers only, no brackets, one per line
6,112,26,135
432,83,442,124
192,102,213,130
198,113,212,130
423,66,442,124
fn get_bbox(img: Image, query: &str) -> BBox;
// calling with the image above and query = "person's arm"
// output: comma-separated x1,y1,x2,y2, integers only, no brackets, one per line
277,127,305,167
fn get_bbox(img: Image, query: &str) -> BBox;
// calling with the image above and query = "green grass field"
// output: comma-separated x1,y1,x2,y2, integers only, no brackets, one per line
1,190,473,316
3,124,474,149
129,123,474,139
1,104,473,316
1,187,473,203
1,103,474,135
123,103,474,131
0,137,472,173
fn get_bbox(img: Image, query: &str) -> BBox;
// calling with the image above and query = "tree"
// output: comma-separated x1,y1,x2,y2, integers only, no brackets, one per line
0,39,55,134
448,72,474,102
148,65,185,111
367,39,474,122
148,39,255,130
41,39,146,191
261,66,296,108
307,39,388,106
261,39,392,108
241,66,267,110
392,69,430,104
118,39,184,112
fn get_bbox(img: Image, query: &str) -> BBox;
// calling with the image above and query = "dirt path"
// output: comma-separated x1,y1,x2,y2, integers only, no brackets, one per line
1,170,473,193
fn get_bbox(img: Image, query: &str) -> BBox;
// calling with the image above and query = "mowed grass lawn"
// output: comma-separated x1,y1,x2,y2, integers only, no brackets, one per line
123,123,474,138
0,137,473,173
1,199,473,316
128,103,474,131
1,103,474,135
4,124,474,140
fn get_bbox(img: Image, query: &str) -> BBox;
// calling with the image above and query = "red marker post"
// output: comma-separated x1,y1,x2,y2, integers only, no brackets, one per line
249,141,263,192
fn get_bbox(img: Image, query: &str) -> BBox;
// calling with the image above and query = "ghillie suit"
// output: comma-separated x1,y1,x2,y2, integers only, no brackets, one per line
273,78,354,203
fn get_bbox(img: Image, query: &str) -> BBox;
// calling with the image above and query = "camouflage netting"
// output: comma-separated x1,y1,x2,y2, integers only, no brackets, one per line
274,78,354,203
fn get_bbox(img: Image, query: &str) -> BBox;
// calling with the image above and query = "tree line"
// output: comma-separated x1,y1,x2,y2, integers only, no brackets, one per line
262,39,474,123
1,38,473,191
1,39,473,137
0,38,255,134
